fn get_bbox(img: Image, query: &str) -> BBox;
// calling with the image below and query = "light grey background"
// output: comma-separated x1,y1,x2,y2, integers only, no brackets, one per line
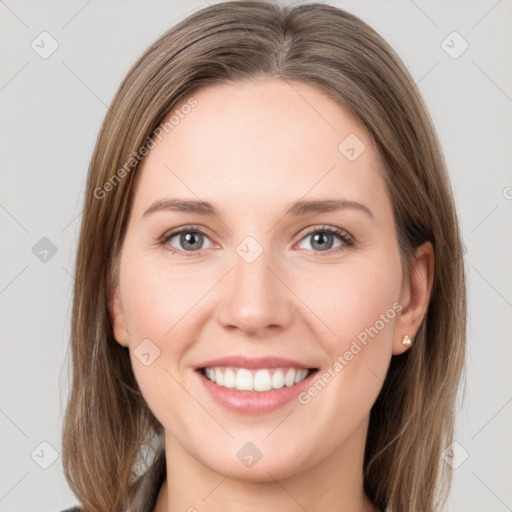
0,1,511,511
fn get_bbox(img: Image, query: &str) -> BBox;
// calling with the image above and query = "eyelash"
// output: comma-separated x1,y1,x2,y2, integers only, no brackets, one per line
159,224,355,257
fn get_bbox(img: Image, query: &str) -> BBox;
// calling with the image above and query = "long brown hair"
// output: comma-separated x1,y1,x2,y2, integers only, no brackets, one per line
61,2,467,511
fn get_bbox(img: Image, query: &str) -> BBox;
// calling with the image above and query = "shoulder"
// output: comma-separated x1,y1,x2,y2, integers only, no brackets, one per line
59,507,81,512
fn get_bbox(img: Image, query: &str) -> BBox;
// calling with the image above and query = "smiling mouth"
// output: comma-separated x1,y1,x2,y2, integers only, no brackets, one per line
199,366,318,392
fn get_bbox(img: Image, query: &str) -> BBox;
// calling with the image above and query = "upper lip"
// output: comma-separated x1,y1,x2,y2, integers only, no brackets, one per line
194,355,317,370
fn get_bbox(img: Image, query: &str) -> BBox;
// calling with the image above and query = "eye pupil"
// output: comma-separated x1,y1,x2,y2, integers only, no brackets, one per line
181,232,203,250
311,232,334,251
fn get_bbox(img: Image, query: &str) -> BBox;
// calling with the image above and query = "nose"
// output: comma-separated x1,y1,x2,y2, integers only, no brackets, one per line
215,246,294,337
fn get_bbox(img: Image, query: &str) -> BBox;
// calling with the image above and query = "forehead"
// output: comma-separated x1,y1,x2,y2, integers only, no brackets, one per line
132,78,390,219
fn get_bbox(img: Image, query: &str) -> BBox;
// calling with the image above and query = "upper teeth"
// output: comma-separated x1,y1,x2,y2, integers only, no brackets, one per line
204,367,310,392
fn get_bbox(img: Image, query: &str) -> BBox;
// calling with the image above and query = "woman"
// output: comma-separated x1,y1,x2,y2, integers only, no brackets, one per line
61,2,467,511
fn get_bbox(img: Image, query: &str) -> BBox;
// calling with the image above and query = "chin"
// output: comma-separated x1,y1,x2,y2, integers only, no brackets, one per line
193,440,315,482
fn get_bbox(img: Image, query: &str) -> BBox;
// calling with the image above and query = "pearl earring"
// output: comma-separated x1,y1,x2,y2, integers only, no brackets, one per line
402,334,412,346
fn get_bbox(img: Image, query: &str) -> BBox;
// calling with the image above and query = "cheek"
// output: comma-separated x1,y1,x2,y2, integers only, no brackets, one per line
122,254,197,425
292,262,402,433
119,251,218,424
120,250,208,347
299,259,402,349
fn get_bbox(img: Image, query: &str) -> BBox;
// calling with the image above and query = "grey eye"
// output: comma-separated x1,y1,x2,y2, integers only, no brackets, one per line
298,231,344,252
168,231,211,251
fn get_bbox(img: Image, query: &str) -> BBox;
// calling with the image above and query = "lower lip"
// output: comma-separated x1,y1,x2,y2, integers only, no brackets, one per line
196,369,318,414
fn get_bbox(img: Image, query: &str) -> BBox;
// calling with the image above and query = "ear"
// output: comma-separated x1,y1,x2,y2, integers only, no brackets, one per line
392,241,434,355
108,282,130,348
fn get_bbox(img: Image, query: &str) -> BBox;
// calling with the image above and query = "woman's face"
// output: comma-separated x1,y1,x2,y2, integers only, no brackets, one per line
110,78,432,481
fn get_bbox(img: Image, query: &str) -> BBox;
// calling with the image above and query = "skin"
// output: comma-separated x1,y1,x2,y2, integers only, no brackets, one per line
109,78,434,512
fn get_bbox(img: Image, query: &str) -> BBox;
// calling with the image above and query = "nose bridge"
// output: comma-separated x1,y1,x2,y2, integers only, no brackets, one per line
216,238,293,334
233,242,273,299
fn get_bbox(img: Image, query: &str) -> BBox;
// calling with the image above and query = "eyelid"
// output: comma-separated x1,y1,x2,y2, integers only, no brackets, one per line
296,224,353,244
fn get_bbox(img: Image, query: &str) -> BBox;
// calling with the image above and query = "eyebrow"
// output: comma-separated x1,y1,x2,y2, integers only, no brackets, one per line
142,197,373,219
